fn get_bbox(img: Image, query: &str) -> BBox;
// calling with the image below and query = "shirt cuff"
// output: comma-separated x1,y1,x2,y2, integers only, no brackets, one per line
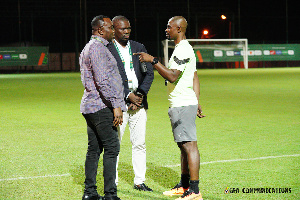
126,92,132,100
111,99,127,112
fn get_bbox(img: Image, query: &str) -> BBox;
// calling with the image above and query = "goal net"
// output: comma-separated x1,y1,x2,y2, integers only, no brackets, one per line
162,39,248,69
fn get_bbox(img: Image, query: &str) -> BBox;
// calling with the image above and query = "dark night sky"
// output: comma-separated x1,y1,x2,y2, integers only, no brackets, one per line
0,0,298,56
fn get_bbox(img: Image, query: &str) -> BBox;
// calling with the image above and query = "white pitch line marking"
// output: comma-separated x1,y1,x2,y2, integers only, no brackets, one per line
1,154,299,182
163,154,300,168
0,173,71,182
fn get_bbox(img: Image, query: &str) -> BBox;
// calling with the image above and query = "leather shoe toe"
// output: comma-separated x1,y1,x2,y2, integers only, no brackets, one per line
103,196,121,200
82,194,102,200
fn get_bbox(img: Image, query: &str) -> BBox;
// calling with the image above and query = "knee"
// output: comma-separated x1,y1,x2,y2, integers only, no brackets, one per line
132,143,146,151
131,135,146,148
181,141,198,153
131,136,146,150
104,139,120,156
86,146,101,159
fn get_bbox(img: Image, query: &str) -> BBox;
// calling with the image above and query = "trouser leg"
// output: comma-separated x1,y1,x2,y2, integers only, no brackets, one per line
115,111,129,185
129,108,147,185
83,108,120,197
83,124,102,195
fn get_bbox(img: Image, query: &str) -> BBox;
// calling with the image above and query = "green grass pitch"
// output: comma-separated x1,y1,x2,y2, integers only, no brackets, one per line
0,68,299,199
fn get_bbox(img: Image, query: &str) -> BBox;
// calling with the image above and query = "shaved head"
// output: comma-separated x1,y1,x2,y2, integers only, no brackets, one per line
112,15,129,24
169,16,188,33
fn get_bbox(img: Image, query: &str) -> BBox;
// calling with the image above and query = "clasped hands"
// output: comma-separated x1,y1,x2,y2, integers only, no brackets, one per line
128,92,143,111
113,92,143,127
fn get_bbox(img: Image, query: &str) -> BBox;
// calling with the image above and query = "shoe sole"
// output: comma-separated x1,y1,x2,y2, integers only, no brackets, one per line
133,186,153,192
174,193,203,200
163,188,188,196
163,192,184,196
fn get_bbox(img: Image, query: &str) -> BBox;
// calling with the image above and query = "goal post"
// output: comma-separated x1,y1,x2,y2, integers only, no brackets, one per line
162,39,248,69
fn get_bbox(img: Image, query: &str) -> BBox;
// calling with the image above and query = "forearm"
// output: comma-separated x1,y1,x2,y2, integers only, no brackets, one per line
193,71,200,102
95,69,125,109
100,83,124,108
153,62,178,83
193,71,205,118
134,52,180,83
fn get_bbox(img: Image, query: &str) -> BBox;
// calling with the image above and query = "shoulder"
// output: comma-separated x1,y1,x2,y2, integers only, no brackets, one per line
90,40,105,50
89,41,111,58
175,41,194,57
130,40,146,49
106,42,116,53
178,40,193,50
106,41,113,48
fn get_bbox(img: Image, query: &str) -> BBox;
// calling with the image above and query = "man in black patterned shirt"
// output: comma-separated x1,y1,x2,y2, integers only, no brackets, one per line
80,15,126,200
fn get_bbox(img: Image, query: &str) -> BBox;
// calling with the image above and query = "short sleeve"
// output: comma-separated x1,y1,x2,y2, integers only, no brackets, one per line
169,47,191,71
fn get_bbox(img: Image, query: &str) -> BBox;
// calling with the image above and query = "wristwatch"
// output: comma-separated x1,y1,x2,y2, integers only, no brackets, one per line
151,57,159,65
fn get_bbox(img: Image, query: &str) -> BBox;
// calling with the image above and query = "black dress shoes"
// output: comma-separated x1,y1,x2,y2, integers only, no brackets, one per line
134,183,153,192
103,196,121,200
82,194,102,200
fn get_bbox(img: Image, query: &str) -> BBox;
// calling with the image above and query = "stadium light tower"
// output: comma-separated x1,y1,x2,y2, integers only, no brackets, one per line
221,14,231,39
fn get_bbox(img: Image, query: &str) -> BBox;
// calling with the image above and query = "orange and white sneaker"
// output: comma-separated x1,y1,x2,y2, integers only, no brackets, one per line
174,188,203,200
163,183,189,196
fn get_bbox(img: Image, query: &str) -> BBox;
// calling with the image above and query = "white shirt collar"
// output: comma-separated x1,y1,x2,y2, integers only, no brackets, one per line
114,39,130,49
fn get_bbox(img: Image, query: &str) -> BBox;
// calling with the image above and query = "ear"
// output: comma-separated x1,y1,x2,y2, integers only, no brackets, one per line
98,27,104,35
177,26,182,33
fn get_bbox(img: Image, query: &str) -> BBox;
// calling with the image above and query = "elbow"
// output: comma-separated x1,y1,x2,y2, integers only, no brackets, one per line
168,78,176,83
168,75,178,83
162,69,180,83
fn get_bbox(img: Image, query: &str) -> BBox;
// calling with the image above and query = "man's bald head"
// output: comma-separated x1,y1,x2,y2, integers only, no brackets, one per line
112,15,129,24
169,16,188,33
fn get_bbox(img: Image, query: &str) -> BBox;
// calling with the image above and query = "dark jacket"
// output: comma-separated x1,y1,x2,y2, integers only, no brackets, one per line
107,40,154,109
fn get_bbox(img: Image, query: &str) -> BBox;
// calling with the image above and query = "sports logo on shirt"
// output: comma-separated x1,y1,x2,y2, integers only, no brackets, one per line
173,56,190,65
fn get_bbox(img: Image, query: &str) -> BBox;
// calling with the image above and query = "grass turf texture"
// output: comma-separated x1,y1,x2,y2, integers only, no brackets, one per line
0,68,299,200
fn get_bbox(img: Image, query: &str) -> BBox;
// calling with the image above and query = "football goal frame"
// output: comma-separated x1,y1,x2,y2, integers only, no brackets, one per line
162,39,248,69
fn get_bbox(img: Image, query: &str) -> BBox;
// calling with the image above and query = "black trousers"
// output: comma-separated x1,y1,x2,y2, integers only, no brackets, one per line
82,107,120,197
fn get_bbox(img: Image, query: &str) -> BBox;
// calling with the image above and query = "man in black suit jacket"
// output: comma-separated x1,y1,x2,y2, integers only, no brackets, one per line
107,15,154,192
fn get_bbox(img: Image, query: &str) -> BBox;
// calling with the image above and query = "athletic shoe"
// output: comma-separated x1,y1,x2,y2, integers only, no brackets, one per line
163,183,189,196
174,188,203,200
133,183,153,192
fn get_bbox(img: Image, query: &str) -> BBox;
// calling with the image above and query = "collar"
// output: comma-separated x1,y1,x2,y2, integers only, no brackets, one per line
175,39,187,47
114,39,130,49
91,35,109,46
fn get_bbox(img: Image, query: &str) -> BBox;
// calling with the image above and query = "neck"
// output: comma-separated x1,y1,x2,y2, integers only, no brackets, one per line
174,35,186,45
115,39,128,47
92,31,100,37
